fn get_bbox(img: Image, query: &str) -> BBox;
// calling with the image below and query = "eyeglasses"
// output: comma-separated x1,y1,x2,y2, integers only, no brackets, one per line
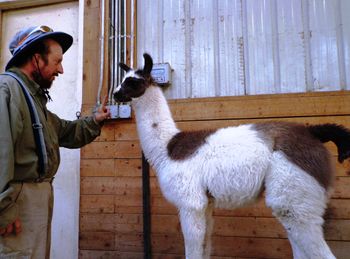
12,25,54,54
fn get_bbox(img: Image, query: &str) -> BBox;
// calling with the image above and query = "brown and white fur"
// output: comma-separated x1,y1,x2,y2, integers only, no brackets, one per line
114,53,350,259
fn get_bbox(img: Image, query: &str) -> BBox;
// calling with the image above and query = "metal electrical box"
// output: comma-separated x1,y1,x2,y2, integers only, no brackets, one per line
151,63,172,85
106,103,132,119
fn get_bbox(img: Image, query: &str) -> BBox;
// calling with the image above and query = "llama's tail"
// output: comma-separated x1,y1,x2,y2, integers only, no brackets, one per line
307,123,350,163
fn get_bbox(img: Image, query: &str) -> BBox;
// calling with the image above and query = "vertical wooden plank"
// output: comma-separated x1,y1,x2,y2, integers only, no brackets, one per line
102,0,109,102
82,0,103,105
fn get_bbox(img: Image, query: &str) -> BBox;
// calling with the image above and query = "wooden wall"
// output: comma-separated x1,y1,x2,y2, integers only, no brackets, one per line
79,90,350,258
80,1,350,258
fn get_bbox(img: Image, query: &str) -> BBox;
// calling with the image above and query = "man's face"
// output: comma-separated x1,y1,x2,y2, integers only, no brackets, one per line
33,39,64,89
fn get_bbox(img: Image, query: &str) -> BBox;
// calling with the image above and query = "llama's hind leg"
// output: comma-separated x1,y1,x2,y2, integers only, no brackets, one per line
266,151,335,259
282,221,335,259
179,207,207,259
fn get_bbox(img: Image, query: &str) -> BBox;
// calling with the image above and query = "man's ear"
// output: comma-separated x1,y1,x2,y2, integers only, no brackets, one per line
32,53,40,63
30,53,44,71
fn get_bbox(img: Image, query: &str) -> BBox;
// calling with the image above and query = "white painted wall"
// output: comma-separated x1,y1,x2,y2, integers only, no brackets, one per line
0,2,81,259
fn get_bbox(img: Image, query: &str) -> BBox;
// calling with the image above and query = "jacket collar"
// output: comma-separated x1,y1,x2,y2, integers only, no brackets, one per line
8,67,49,105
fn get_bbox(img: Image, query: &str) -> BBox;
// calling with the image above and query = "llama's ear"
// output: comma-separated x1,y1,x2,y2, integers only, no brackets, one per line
143,53,153,75
119,62,131,72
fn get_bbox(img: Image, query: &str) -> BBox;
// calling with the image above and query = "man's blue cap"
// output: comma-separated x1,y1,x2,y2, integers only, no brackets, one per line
6,25,73,70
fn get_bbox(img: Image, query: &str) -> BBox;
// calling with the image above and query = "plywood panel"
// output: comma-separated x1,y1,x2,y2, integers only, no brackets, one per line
81,212,350,241
84,174,350,200
78,86,350,256
176,115,350,130
80,158,142,177
114,122,139,141
80,213,115,232
82,91,350,121
115,159,142,177
81,141,141,159
210,236,292,258
80,159,115,177
216,198,350,220
114,233,143,253
94,123,116,142
79,231,116,250
150,195,350,220
79,250,143,259
169,91,350,121
80,174,350,217
325,199,350,219
80,194,114,214
79,232,350,258
81,177,116,195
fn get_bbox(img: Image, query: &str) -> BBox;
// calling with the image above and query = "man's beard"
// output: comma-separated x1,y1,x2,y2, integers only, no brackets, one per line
32,70,53,89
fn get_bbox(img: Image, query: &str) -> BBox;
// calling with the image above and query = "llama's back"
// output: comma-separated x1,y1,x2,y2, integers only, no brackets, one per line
160,124,272,210
159,121,340,211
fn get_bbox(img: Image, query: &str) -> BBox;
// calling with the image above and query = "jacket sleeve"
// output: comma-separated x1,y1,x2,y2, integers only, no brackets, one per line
48,111,102,148
0,85,19,228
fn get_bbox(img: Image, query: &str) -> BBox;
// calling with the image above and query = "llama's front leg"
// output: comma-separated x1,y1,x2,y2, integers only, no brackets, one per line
179,208,207,259
203,198,214,259
288,235,308,259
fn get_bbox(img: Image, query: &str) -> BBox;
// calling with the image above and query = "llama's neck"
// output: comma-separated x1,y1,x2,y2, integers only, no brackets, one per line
132,85,180,169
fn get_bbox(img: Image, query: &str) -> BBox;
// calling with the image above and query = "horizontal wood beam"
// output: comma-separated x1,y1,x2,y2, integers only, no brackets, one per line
168,91,350,121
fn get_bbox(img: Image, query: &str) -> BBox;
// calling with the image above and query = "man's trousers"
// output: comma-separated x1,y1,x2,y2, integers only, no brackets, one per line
0,181,53,259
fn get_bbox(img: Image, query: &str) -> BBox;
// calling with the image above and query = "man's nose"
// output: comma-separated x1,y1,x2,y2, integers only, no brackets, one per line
58,63,64,74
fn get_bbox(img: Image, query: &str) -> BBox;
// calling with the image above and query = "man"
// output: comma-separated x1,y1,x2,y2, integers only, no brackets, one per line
0,25,110,258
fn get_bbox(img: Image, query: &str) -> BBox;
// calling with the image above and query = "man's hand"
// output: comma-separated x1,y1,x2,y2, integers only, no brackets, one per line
94,96,111,124
0,219,22,236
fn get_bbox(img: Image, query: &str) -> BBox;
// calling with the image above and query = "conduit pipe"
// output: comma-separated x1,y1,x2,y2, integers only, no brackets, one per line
96,0,106,106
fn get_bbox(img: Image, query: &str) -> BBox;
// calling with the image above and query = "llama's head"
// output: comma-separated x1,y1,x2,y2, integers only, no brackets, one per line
113,53,154,102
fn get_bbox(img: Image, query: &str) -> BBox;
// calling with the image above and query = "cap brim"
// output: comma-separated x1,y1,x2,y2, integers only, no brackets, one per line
6,31,73,70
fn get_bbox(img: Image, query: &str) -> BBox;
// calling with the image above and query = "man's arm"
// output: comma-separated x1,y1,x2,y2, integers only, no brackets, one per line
49,96,111,148
0,85,20,231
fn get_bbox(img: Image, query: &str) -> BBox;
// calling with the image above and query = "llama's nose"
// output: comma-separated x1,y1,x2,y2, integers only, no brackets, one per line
113,85,122,101
113,91,122,102
113,84,122,94
113,89,130,103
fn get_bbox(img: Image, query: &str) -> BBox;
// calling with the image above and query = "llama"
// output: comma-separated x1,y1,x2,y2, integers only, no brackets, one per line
113,53,350,259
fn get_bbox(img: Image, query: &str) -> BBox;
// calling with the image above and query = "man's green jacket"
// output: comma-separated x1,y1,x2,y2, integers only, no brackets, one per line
0,67,101,228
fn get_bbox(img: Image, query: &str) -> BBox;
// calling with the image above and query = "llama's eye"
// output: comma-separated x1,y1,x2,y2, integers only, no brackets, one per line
125,77,145,89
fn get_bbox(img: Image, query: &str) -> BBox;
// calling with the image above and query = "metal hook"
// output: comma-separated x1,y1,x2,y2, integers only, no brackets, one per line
76,111,81,119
